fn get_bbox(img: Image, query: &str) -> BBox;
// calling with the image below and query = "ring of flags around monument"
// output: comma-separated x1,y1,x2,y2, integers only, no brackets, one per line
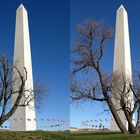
0,118,69,130
0,118,135,130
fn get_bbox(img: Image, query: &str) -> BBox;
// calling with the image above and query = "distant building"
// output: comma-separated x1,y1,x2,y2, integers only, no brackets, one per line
70,127,79,132
70,126,109,132
79,128,99,131
79,128,109,131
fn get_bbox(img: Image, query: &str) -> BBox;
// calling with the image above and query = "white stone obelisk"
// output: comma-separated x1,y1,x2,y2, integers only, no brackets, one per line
10,4,36,131
110,5,134,131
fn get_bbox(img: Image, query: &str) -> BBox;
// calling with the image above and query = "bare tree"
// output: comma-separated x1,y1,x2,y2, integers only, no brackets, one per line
70,18,140,134
129,72,140,133
0,54,46,126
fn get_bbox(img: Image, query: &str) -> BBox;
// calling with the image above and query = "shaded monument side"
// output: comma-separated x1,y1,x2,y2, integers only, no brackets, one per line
10,4,36,131
110,5,134,131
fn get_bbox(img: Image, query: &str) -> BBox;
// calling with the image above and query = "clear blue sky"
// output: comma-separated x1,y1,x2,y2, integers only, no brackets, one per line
0,0,69,130
70,0,140,128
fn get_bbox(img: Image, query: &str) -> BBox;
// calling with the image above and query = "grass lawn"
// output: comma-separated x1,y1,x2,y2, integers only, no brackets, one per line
0,131,140,140
70,131,140,140
0,131,70,140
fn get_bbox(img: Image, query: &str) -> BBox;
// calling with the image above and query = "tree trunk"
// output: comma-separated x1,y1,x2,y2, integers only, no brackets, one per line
97,70,128,133
120,98,135,133
133,129,139,134
106,96,128,134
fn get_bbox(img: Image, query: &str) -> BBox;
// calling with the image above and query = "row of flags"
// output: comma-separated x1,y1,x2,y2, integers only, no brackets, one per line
81,118,135,124
0,124,65,129
1,118,69,129
81,118,109,124
80,124,107,128
0,118,69,129
9,118,68,124
80,119,110,129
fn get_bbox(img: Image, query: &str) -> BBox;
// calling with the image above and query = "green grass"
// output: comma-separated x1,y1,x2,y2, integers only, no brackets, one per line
0,131,70,140
0,131,140,140
70,131,140,140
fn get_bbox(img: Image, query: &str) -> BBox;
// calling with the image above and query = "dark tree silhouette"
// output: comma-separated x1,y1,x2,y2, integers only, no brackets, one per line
0,54,46,126
71,18,140,134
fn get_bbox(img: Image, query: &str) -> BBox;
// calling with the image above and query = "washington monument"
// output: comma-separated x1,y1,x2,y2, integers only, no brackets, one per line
10,4,36,131
110,5,134,131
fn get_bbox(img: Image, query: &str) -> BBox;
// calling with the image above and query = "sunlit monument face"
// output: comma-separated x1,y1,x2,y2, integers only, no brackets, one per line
110,5,134,131
10,4,36,131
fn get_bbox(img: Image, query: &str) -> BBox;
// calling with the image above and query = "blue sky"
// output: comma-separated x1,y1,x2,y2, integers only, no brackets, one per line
0,0,69,130
70,0,140,128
